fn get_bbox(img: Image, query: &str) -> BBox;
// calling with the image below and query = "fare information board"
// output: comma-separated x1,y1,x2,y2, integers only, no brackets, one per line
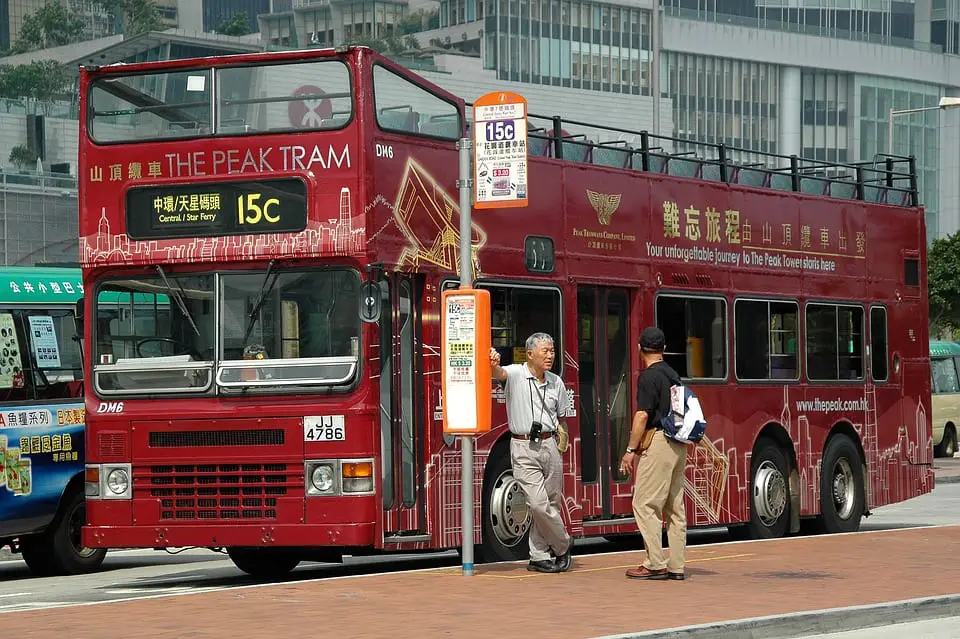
441,288,491,434
125,177,308,240
473,91,529,210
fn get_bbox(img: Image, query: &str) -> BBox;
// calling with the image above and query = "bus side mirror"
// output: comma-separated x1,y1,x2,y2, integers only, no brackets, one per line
74,297,84,336
359,281,381,323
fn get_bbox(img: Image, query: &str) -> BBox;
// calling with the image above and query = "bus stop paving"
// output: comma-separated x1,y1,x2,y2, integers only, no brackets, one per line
4,524,960,638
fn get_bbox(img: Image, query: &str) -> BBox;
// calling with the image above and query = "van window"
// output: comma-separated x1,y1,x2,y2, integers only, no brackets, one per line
932,357,960,393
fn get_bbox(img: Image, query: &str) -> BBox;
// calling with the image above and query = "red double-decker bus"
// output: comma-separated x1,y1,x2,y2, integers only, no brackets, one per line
77,46,932,576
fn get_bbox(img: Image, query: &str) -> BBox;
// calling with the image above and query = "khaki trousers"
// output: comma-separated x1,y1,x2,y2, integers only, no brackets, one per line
510,438,571,562
631,430,688,572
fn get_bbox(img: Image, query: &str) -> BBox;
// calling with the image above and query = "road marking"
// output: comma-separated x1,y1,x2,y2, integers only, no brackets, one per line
0,593,31,599
0,602,72,611
453,552,756,579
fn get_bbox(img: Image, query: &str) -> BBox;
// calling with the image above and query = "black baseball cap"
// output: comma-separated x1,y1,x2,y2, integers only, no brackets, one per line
640,326,666,352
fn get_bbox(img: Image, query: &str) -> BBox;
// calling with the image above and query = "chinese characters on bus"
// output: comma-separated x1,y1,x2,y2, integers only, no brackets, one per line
649,199,867,271
0,407,83,497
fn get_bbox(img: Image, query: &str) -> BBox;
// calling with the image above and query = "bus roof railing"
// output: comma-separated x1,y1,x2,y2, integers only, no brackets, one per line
465,104,919,208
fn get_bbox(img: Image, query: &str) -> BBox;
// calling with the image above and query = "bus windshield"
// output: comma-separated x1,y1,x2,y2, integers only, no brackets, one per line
93,268,361,395
87,58,353,143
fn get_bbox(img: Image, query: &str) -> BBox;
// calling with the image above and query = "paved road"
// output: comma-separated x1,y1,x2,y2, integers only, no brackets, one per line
0,482,957,614
803,616,960,638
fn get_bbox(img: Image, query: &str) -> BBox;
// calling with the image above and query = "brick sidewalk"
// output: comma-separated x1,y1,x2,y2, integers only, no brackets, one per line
4,526,959,639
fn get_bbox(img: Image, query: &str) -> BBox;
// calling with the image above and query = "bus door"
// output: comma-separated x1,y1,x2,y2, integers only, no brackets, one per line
378,273,429,543
576,286,634,524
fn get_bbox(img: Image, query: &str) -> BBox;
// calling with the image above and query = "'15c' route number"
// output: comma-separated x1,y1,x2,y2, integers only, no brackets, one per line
484,120,516,142
237,193,281,225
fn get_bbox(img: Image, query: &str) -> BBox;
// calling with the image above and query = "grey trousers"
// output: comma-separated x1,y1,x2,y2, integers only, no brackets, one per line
510,437,571,562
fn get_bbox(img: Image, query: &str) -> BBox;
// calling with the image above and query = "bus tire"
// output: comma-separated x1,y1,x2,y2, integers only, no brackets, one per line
747,438,791,539
227,548,301,578
19,537,57,576
818,434,864,534
21,490,107,576
478,447,530,563
934,425,956,458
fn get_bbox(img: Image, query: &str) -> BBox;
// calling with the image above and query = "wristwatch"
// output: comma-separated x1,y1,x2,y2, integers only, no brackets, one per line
625,446,638,454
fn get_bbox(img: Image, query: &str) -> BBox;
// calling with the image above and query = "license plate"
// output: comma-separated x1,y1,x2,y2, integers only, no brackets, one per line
304,415,345,441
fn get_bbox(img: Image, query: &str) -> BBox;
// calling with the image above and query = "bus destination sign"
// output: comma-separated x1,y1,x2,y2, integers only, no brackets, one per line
125,177,308,240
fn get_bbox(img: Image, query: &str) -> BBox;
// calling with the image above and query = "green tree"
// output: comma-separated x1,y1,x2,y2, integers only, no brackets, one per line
98,0,162,36
8,144,38,170
928,231,960,334
0,61,71,101
10,3,87,54
216,11,253,37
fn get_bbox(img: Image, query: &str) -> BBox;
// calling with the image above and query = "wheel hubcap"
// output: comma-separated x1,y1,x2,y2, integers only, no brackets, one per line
753,460,787,527
831,458,856,520
489,469,530,547
68,502,98,559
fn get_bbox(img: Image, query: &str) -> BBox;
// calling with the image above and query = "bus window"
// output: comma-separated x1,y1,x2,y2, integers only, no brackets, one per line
217,268,361,389
932,356,960,394
93,275,213,394
217,59,353,134
485,285,562,372
655,294,727,380
734,299,799,381
0,312,26,395
870,306,888,382
22,309,83,397
0,309,82,401
372,64,462,139
805,303,864,381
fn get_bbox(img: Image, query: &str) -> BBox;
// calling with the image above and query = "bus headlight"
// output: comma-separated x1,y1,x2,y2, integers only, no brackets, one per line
89,463,132,500
306,461,338,496
106,468,130,495
312,465,335,492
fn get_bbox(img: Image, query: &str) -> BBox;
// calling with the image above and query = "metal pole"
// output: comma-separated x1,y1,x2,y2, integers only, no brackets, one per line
457,135,475,576
888,108,895,155
651,3,661,137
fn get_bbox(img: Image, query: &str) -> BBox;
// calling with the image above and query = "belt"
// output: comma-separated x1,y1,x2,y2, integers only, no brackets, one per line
512,432,555,441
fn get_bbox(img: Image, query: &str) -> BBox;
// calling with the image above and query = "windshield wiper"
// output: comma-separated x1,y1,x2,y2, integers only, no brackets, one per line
243,259,279,343
155,265,201,337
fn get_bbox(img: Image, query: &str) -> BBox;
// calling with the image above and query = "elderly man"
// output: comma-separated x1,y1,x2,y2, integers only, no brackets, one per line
489,332,572,573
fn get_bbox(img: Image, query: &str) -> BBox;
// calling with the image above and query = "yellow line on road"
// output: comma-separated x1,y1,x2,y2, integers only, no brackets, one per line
433,552,755,579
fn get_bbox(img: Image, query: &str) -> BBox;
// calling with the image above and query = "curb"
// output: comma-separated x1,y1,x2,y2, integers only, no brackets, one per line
591,594,960,639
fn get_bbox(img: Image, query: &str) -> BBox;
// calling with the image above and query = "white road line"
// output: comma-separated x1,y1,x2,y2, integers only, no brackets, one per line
0,602,72,611
0,523,954,615
0,593,31,599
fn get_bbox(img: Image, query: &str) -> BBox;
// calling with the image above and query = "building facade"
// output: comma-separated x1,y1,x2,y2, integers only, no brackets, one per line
421,0,960,242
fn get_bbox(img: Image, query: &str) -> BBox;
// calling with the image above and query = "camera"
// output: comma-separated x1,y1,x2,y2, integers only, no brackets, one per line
530,421,543,439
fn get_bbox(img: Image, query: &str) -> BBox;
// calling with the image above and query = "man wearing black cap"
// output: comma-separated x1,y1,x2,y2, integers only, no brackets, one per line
619,326,689,581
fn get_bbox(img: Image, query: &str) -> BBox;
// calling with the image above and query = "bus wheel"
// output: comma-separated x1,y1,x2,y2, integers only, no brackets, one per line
21,490,106,576
818,435,864,534
747,438,791,539
227,548,301,578
479,448,530,563
935,425,957,458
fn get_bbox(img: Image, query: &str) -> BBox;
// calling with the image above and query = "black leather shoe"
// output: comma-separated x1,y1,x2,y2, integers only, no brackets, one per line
527,559,561,573
555,549,572,572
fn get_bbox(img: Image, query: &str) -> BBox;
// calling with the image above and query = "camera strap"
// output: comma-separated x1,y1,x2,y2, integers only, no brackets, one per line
528,376,554,430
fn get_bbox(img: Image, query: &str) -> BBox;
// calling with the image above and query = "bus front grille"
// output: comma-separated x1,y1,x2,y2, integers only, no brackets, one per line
138,463,300,522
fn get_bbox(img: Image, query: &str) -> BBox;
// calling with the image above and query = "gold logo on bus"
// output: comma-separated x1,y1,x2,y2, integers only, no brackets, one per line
586,190,621,226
